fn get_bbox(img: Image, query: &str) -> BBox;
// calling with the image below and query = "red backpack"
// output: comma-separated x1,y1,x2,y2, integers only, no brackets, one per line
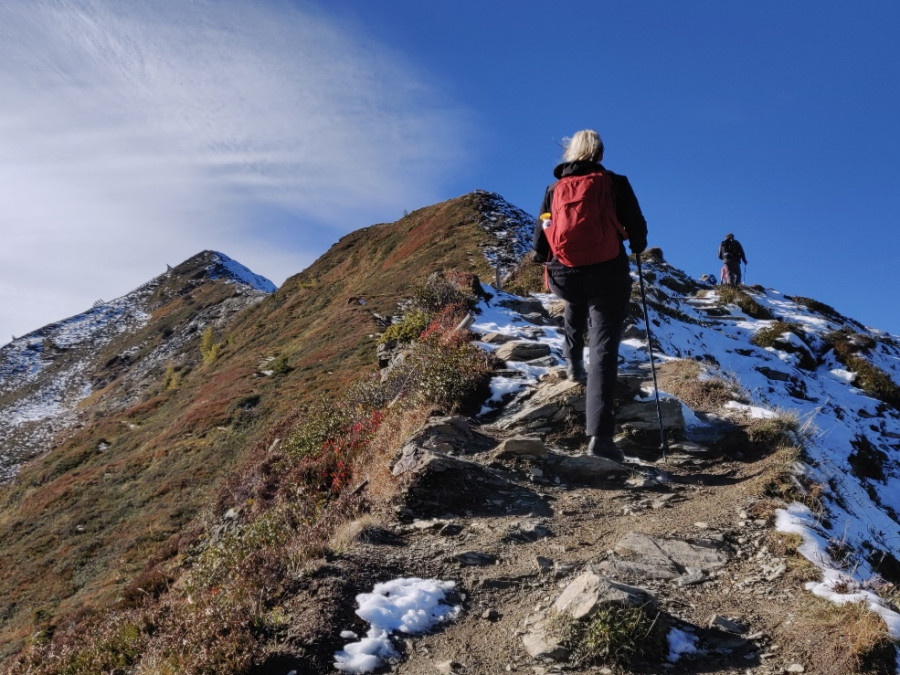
547,171,628,267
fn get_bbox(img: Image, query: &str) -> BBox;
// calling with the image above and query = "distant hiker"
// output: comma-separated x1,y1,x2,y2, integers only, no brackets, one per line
717,233,747,286
532,129,648,461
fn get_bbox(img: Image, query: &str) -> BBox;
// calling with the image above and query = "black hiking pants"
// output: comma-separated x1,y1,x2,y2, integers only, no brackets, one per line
547,266,631,438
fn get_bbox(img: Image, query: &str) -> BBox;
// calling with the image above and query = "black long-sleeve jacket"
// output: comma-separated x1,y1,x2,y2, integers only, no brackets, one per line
718,239,747,264
532,161,648,270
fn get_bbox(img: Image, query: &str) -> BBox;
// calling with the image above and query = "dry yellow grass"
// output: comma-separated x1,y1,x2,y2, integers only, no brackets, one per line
655,358,739,412
795,598,898,674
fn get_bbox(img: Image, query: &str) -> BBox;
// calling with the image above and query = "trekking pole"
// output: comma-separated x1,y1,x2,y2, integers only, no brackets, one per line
635,253,668,462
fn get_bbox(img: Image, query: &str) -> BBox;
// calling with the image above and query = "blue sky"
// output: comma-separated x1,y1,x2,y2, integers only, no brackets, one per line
1,0,899,342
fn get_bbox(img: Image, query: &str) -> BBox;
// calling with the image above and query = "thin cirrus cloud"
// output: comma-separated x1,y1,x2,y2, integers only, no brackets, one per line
0,0,471,341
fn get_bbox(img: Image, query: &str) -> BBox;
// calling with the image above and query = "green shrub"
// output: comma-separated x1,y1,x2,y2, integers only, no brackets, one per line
747,413,799,447
63,620,146,674
752,321,800,348
792,296,849,323
384,306,495,412
379,308,431,345
846,356,900,410
824,330,900,408
502,258,545,297
558,603,666,668
200,326,221,364
271,354,291,376
824,329,876,360
162,363,180,390
752,321,817,370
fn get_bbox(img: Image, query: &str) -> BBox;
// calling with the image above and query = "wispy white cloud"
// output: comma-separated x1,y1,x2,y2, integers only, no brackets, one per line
0,0,472,341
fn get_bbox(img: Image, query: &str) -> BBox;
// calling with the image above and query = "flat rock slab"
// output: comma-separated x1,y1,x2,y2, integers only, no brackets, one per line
603,532,730,580
494,341,552,362
553,570,657,619
391,446,550,518
493,436,549,459
547,452,628,481
494,378,584,431
617,397,685,432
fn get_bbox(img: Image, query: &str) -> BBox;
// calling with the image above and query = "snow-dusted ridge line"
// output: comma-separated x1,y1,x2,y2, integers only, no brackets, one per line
473,190,535,275
0,251,276,483
206,250,277,294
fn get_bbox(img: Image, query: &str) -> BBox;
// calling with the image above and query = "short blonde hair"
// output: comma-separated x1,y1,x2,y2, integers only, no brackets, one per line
562,129,604,163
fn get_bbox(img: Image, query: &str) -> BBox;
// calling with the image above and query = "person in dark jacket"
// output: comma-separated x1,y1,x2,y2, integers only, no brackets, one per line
532,129,648,461
717,233,747,286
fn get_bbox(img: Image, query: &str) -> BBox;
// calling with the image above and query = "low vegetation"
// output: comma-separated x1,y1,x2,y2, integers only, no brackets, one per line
715,285,774,320
557,603,666,669
745,412,800,447
655,359,739,412
796,598,900,674
379,307,431,344
502,256,545,297
751,321,817,370
8,271,495,674
825,330,900,409
790,295,850,324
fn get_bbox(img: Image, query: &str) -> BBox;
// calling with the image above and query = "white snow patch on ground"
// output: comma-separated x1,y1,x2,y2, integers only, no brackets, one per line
334,577,461,673
667,626,699,662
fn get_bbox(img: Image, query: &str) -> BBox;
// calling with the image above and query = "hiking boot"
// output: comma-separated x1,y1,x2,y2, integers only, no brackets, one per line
586,436,625,462
565,359,587,383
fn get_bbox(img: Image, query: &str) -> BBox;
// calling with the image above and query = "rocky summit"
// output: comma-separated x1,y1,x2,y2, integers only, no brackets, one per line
1,193,899,674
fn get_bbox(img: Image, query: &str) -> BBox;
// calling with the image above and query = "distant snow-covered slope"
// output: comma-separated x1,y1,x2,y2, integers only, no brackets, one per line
0,250,275,482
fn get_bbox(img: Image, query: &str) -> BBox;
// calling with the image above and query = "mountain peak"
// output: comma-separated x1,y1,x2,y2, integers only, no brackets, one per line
179,250,277,294
0,250,276,482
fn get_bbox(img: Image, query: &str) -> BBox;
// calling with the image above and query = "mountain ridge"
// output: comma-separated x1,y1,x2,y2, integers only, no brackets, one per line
1,193,899,673
0,191,535,666
0,250,276,482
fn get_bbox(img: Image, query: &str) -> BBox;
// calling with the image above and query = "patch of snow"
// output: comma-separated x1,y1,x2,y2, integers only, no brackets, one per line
722,401,780,419
334,577,461,673
667,626,699,662
827,368,857,384
776,505,900,639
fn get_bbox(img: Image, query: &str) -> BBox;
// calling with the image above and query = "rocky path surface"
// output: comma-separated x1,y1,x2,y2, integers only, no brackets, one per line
328,291,827,675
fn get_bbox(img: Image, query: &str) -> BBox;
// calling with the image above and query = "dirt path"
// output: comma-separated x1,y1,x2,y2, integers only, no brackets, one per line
329,397,819,675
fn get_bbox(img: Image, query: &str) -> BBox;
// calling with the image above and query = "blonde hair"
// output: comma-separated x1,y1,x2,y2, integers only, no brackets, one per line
562,129,604,163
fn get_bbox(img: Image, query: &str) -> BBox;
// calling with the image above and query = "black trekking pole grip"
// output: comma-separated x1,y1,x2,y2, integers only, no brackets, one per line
635,253,668,462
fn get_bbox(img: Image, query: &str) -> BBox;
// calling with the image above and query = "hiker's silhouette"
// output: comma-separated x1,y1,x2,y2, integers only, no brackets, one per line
717,233,747,286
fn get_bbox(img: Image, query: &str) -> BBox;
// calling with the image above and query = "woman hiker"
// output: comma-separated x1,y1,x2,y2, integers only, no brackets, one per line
532,129,648,461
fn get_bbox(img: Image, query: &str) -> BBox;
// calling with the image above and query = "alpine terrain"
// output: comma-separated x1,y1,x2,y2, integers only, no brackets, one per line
1,192,899,675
